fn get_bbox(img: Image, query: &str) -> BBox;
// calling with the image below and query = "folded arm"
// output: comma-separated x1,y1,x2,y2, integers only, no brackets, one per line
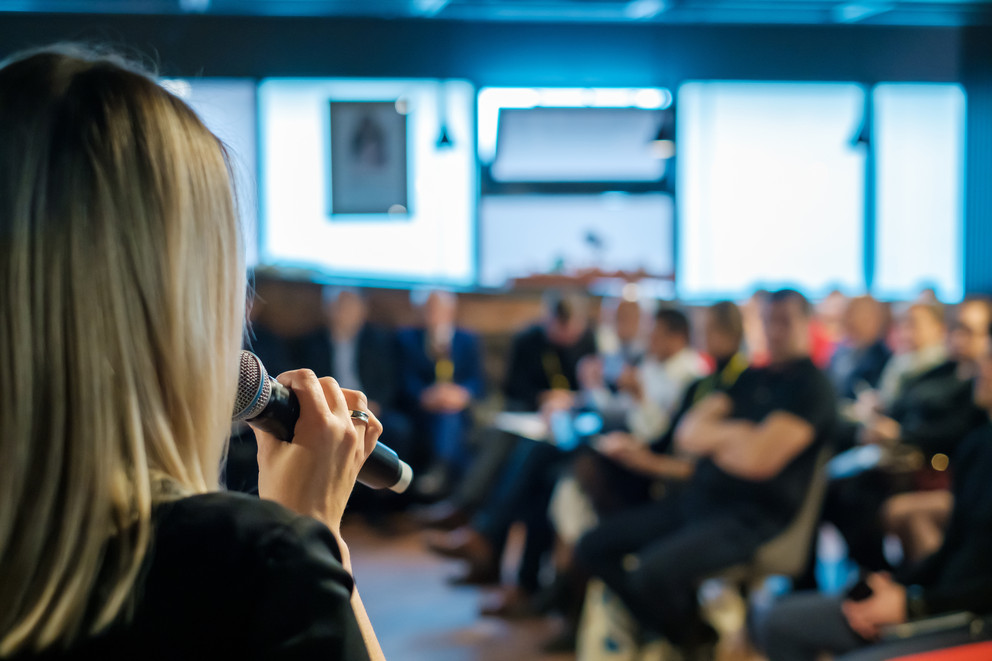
676,393,817,481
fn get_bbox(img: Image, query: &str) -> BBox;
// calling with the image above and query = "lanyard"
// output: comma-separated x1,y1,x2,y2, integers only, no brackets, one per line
542,350,571,391
693,352,748,404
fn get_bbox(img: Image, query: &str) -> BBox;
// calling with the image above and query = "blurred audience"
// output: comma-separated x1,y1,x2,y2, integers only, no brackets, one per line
424,305,706,624
575,289,836,658
397,290,484,498
417,291,598,530
761,335,992,660
824,299,990,573
579,307,707,443
582,301,748,515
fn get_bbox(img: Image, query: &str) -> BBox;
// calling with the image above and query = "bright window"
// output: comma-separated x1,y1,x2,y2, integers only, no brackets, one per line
873,84,965,302
677,82,866,300
258,78,475,286
162,78,259,266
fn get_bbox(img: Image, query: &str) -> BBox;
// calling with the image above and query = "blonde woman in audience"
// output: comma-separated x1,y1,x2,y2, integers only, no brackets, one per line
0,47,383,659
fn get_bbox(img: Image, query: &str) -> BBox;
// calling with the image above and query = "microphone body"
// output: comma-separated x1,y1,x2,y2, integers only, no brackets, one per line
234,351,413,494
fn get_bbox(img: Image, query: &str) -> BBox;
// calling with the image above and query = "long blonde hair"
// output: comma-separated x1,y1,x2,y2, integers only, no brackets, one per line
0,46,246,655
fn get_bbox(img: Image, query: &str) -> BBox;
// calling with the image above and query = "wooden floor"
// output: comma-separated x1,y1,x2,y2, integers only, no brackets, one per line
344,516,765,661
345,517,575,661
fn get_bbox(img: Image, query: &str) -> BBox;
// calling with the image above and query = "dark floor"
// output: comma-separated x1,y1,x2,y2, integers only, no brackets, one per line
344,517,575,661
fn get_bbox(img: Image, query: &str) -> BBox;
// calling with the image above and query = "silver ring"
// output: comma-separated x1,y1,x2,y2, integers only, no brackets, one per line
350,409,370,424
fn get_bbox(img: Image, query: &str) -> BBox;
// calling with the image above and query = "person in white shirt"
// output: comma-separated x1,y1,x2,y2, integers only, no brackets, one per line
581,308,708,443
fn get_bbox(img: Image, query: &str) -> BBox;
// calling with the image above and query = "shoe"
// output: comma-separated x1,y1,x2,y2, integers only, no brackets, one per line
447,564,501,586
424,527,491,561
411,463,453,502
414,501,471,531
479,586,536,619
425,528,500,585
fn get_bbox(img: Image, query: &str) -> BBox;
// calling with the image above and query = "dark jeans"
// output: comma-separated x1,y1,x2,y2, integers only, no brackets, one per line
823,470,894,571
473,438,565,592
450,428,522,512
761,591,985,661
575,498,777,645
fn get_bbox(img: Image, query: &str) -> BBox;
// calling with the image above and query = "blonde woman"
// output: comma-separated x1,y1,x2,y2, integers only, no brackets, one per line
0,47,384,660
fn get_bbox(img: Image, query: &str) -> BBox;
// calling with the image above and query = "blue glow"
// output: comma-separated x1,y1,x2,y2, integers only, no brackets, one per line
873,83,965,303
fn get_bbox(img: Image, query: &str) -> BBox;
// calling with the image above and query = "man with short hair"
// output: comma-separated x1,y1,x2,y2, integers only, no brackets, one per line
576,289,836,657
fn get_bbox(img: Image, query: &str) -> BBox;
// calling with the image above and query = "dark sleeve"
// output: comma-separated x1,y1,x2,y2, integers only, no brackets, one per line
898,386,983,457
919,575,992,616
455,331,486,399
251,516,371,660
776,368,836,434
358,326,399,409
396,329,434,407
502,329,543,412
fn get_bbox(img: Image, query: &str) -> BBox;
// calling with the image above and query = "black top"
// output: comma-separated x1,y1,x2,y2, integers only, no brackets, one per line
13,492,369,661
502,324,598,412
888,360,985,458
902,422,992,616
685,358,836,529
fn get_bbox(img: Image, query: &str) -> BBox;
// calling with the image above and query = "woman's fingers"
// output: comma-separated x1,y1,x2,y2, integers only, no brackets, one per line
342,389,380,459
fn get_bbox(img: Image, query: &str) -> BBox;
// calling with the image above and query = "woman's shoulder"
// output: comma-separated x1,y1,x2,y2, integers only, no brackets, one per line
139,492,366,658
153,491,348,569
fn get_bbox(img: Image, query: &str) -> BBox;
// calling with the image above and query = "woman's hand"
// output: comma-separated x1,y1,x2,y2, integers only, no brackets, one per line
253,370,382,534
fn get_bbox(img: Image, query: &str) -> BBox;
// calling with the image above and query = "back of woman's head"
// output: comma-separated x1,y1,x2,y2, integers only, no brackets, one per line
0,46,245,655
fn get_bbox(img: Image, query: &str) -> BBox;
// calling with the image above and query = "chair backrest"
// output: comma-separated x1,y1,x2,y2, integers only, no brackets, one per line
746,448,831,579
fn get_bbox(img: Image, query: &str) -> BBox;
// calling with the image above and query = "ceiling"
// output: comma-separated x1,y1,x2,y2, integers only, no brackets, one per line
3,0,992,25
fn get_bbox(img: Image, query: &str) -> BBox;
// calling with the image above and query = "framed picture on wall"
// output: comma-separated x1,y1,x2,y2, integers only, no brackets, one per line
328,100,409,216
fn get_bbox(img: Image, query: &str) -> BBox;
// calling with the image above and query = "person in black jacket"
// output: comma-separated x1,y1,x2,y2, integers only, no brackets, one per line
761,338,992,661
503,290,599,413
0,48,382,659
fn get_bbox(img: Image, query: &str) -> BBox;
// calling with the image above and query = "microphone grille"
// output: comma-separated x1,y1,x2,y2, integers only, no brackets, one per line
233,350,271,421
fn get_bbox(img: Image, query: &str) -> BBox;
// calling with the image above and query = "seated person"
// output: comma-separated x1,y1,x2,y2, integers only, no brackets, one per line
575,289,836,657
418,290,597,529
503,290,599,413
315,287,401,423
580,307,707,444
593,297,647,402
396,290,484,497
824,299,990,573
760,338,992,661
828,295,892,401
582,301,748,515
873,302,951,411
426,308,704,590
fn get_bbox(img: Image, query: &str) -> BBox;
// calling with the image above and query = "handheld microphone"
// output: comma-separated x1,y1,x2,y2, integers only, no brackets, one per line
233,350,414,493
